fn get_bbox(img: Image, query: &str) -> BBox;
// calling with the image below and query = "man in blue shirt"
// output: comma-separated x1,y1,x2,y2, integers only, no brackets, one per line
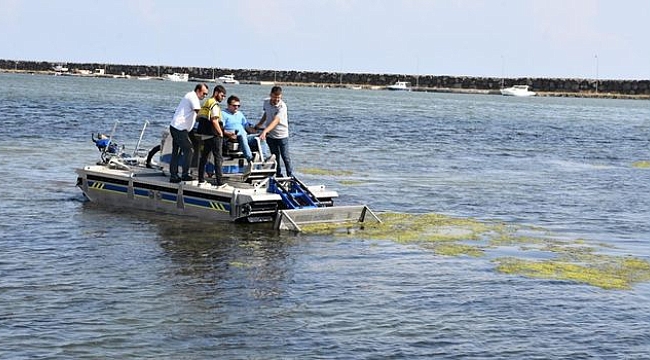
221,95,264,163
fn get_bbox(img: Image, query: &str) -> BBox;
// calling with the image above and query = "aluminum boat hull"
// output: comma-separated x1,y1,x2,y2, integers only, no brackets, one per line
76,165,338,223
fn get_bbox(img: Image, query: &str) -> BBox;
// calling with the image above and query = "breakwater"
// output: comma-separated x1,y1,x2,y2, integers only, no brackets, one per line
2,59,649,97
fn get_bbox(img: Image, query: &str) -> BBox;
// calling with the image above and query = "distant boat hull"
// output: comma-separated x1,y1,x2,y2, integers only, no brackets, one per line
165,73,189,82
387,81,411,91
501,85,536,97
218,74,240,84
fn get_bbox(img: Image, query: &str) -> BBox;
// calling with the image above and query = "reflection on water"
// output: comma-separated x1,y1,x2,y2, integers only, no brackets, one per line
156,219,294,300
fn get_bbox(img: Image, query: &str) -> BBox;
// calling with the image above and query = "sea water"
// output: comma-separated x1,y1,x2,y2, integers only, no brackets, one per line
1,73,649,358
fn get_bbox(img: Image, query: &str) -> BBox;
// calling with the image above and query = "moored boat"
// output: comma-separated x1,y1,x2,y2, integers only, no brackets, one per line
500,85,536,97
217,74,240,84
164,73,189,82
75,122,379,231
387,81,411,91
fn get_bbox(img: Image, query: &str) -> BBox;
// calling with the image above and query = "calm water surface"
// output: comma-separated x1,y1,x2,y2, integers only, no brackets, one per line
1,73,649,358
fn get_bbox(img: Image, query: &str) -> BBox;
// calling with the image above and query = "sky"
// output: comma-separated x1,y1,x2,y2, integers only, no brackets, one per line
1,0,649,80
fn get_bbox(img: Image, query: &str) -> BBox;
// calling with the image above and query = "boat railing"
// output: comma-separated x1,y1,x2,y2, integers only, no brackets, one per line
132,120,149,157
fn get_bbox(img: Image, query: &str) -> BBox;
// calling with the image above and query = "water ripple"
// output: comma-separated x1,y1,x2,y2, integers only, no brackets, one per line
1,74,649,358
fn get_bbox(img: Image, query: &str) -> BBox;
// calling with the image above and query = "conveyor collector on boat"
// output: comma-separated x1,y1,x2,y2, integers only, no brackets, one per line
75,121,380,231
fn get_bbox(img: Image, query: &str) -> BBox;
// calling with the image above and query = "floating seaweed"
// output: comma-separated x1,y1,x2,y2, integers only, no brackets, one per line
300,167,354,176
338,180,365,185
493,255,650,290
632,160,650,168
300,211,650,290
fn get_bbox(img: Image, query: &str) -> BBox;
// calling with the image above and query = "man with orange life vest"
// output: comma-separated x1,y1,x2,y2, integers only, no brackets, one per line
195,85,227,186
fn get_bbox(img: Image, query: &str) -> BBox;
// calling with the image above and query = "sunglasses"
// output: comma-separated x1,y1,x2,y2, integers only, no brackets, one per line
231,104,241,108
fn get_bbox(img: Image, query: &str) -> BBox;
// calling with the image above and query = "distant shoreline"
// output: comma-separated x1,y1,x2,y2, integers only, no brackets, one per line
260,79,650,100
2,62,649,100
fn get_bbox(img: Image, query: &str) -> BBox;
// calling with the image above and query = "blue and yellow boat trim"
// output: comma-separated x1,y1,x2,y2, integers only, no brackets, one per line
83,174,231,213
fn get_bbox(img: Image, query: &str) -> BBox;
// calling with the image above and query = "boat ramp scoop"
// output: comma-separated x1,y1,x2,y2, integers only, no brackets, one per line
274,205,381,232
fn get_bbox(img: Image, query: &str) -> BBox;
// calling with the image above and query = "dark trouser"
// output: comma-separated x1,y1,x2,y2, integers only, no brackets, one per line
190,131,201,168
266,136,292,177
169,126,193,179
198,135,223,184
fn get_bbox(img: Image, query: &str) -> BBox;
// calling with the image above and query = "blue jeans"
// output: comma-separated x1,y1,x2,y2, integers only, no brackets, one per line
266,136,292,177
169,126,193,179
238,134,267,160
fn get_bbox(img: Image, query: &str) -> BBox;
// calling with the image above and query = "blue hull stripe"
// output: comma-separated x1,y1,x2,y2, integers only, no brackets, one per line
184,197,230,212
134,188,149,197
88,180,228,212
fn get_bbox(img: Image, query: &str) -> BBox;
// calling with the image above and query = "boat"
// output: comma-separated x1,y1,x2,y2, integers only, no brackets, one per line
164,73,189,82
217,74,240,84
112,72,131,79
52,64,68,73
387,81,411,91
75,122,379,231
500,85,536,97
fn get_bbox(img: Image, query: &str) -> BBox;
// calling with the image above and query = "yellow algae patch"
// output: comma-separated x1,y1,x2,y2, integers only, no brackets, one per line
300,211,650,290
494,254,650,290
488,232,550,247
301,212,496,244
359,212,495,243
424,243,485,257
339,180,365,186
543,243,596,256
632,160,650,168
489,232,599,254
298,222,358,235
300,167,354,176
490,232,650,289
229,261,251,268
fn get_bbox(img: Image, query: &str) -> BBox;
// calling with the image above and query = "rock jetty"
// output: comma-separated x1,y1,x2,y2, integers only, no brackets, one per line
1,59,648,99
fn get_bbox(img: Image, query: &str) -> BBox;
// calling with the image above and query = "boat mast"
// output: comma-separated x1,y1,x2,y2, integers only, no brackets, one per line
500,55,505,88
416,56,419,89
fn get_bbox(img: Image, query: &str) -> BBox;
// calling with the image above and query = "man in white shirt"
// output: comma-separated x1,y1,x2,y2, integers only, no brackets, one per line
255,86,292,177
169,83,209,183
